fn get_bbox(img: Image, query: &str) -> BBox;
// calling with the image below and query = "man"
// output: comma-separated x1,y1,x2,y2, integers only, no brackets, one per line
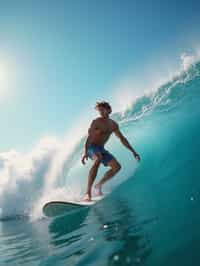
81,101,141,201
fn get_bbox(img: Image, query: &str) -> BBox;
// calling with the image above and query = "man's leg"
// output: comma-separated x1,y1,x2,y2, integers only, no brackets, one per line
95,159,121,196
84,153,103,201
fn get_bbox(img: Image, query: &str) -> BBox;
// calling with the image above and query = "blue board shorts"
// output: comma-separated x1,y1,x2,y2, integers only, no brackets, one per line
87,144,114,166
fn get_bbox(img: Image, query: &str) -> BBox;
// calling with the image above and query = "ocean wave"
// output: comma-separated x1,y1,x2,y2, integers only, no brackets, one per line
0,58,200,220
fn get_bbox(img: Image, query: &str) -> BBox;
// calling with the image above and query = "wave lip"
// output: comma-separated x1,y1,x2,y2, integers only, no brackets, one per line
112,60,200,124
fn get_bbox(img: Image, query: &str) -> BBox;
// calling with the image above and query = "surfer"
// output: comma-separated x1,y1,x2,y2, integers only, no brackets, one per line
81,101,141,201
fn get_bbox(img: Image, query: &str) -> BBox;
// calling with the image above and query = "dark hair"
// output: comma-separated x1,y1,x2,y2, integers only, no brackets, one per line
95,101,112,114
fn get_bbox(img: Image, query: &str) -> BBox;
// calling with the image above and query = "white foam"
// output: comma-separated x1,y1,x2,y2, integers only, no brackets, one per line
0,136,61,219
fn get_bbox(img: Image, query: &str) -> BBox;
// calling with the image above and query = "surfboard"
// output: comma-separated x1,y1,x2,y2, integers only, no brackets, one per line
43,195,104,218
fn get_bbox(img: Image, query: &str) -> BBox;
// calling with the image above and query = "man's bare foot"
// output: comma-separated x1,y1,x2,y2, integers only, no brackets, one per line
94,183,103,196
82,193,92,201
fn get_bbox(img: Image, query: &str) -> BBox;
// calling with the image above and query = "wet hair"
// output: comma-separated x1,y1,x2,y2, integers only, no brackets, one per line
95,101,112,114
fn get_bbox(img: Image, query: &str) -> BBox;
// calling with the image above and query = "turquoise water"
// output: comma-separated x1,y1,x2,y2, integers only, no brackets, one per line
0,61,200,265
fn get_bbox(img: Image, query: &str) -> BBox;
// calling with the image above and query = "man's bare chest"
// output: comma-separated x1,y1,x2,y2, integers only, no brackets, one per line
95,122,112,134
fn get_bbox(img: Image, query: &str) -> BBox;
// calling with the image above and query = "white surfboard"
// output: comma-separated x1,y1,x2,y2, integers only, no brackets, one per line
43,195,104,218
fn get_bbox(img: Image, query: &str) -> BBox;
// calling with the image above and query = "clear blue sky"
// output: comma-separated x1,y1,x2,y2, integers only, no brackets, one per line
0,0,200,151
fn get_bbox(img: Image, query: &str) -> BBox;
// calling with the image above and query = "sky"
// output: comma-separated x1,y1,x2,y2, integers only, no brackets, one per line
0,0,200,152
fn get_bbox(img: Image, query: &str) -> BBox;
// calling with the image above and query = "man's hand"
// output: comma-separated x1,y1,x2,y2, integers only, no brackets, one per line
133,152,141,162
81,153,88,165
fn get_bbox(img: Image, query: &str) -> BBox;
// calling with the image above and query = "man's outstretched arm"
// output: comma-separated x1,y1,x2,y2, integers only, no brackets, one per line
113,124,141,161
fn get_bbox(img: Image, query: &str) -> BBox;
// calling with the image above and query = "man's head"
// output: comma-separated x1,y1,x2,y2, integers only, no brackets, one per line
95,101,112,118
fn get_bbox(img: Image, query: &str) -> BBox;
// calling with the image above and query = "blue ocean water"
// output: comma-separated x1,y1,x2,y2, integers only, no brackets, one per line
0,61,200,265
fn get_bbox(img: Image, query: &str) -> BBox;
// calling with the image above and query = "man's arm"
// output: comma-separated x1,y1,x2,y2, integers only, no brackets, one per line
84,119,97,152
113,122,141,161
84,136,90,155
82,136,91,165
81,119,96,164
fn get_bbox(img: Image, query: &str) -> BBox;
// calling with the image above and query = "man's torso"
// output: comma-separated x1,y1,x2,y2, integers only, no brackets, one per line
89,117,117,146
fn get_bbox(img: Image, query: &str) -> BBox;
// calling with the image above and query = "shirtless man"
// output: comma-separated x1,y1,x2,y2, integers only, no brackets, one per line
81,101,141,201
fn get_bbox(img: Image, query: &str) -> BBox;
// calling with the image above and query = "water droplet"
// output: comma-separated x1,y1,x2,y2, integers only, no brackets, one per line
126,256,131,263
135,257,141,263
113,255,119,261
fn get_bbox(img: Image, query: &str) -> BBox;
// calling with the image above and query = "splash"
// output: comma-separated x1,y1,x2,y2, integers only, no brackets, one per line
0,136,61,219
